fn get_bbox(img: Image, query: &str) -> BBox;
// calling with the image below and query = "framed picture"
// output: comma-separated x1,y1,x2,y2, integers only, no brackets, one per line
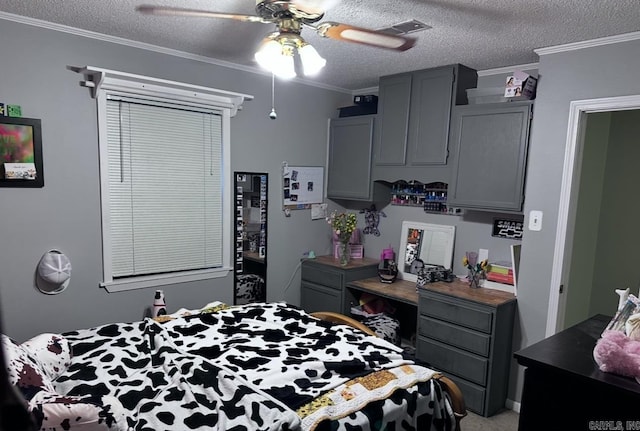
0,116,44,188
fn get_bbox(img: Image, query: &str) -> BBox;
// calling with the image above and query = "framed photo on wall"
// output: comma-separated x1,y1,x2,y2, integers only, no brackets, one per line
0,116,44,188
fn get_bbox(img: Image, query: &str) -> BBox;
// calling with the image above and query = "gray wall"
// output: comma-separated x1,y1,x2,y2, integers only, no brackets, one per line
0,19,351,342
516,37,640,401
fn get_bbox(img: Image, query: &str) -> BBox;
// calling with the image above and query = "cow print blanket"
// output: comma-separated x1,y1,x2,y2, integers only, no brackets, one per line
53,302,455,431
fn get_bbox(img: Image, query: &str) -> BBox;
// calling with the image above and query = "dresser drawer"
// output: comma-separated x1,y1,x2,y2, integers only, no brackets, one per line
302,265,343,289
419,316,491,357
420,294,493,333
446,375,486,416
300,281,342,313
417,336,488,386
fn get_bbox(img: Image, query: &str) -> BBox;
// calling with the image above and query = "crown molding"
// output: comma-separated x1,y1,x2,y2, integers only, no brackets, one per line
0,11,352,94
352,86,379,96
476,62,539,77
535,31,640,56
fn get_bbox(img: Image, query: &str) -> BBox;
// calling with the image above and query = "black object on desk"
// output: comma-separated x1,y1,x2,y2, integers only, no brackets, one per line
514,314,640,430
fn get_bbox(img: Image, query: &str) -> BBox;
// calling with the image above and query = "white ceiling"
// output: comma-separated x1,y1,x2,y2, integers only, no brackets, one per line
1,0,639,91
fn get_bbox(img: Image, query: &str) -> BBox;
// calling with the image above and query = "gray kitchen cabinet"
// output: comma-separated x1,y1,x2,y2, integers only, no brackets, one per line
447,101,533,212
373,64,477,184
300,256,379,315
417,282,517,417
327,115,375,200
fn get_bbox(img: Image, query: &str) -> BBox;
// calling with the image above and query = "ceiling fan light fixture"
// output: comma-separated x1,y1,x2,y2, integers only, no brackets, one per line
255,33,325,79
255,38,297,79
275,48,296,79
255,39,281,68
298,43,326,76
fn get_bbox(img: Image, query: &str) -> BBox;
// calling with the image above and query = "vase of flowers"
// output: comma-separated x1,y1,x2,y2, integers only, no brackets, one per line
327,211,357,266
463,251,488,288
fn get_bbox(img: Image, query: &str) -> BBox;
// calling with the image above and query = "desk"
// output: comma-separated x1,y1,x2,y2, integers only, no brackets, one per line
347,277,517,307
347,278,418,306
514,314,640,430
347,277,517,416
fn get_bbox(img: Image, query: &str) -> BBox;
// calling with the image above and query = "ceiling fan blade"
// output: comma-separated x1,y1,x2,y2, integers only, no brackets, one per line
136,5,267,23
316,22,416,51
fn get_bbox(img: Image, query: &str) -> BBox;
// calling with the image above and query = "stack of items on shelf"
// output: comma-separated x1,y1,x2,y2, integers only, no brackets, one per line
389,180,449,212
484,261,514,289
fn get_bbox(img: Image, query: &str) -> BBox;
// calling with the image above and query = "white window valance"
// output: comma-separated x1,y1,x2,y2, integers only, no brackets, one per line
73,65,253,117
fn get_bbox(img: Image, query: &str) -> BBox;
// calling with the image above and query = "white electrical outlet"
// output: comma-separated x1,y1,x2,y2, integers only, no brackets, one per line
529,210,543,231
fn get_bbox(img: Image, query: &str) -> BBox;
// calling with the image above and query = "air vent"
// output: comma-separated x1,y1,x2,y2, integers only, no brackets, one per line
378,19,431,35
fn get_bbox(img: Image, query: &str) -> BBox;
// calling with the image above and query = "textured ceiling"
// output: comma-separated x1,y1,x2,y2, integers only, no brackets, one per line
1,0,639,91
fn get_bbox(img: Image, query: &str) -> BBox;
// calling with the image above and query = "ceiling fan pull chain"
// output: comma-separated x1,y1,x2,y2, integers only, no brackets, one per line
269,73,277,120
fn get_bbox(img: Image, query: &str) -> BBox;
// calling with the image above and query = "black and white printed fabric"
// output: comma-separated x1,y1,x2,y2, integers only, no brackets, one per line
53,302,456,431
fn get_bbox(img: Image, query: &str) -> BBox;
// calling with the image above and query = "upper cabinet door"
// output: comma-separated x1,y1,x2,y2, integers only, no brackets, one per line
448,101,533,212
407,67,455,165
374,73,412,166
327,116,375,200
372,64,477,184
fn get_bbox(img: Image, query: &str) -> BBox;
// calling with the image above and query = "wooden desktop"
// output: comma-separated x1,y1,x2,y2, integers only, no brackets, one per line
347,276,516,308
347,277,419,305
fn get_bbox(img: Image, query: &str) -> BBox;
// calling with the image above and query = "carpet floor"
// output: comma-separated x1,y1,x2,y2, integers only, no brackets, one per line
461,408,519,431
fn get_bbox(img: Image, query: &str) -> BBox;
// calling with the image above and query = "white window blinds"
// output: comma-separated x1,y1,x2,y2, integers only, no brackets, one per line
106,98,223,278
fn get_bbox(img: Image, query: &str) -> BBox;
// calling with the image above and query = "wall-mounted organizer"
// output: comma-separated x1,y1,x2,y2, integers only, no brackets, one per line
390,181,461,215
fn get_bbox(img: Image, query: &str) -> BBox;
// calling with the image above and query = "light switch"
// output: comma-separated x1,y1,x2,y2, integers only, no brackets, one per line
529,210,543,231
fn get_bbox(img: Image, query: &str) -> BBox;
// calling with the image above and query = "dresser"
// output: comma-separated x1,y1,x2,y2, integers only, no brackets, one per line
417,281,517,417
300,256,379,315
515,314,640,430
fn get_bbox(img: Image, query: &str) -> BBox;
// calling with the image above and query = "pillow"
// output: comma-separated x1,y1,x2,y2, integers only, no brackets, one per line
1,334,54,400
21,333,72,381
29,390,128,431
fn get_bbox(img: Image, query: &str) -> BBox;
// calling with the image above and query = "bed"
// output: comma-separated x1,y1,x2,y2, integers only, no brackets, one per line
3,301,466,431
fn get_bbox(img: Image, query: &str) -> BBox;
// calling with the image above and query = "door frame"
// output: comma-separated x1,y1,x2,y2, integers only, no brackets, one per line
546,94,640,336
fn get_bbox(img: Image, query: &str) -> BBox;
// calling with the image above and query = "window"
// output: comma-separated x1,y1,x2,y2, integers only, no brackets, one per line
75,66,252,292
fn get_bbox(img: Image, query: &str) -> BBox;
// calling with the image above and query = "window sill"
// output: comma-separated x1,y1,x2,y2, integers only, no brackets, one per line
100,267,232,293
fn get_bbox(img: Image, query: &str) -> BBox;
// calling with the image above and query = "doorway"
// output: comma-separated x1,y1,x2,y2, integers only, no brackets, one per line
547,95,640,335
234,172,268,305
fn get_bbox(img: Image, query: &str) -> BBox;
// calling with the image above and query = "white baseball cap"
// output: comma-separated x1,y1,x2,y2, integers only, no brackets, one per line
36,250,72,294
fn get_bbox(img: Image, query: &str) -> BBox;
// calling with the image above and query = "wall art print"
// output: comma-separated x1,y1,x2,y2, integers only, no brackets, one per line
0,116,44,188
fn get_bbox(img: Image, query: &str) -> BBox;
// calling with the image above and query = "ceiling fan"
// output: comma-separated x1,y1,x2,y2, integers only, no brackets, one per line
136,0,417,78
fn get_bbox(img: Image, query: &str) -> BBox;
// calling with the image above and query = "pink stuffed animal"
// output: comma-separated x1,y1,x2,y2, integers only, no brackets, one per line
593,330,640,383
